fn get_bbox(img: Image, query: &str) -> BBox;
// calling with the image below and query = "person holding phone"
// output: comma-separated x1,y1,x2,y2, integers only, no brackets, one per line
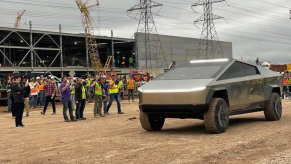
11,74,29,128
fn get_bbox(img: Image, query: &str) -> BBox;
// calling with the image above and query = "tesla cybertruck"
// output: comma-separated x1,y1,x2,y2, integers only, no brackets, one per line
138,58,283,134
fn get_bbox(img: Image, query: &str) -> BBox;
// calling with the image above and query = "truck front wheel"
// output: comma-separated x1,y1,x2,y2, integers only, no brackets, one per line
204,98,229,134
140,111,165,131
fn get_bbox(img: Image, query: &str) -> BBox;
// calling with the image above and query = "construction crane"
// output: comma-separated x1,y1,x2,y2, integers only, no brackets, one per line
14,9,26,28
75,0,102,75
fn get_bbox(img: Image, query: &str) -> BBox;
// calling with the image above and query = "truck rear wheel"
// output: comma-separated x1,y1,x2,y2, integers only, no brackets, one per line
140,111,165,131
204,98,229,134
264,92,282,121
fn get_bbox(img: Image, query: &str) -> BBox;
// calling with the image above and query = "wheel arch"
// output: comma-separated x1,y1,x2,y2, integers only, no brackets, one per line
206,88,229,107
264,85,282,101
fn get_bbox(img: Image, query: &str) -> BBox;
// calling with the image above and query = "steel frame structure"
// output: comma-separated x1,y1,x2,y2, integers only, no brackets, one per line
0,23,134,75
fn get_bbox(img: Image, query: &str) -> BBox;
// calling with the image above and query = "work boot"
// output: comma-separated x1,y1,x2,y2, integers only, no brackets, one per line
94,114,98,118
99,113,106,117
40,112,45,115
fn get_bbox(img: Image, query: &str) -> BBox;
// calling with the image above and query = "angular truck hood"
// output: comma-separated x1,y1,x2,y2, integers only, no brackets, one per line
139,79,213,93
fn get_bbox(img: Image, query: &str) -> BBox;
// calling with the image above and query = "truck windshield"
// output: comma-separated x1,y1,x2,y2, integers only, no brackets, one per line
155,66,222,80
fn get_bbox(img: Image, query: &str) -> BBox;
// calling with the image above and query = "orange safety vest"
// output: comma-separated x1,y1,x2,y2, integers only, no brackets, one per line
38,81,44,90
283,78,288,84
30,83,38,94
127,79,135,89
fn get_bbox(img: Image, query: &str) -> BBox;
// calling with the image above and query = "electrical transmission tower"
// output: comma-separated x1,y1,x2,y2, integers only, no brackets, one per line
127,0,168,71
192,0,228,59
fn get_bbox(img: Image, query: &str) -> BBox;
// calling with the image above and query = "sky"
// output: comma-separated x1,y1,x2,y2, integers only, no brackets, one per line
0,0,291,64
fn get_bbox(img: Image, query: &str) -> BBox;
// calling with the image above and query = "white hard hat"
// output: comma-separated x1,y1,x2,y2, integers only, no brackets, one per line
281,72,284,74
36,77,40,79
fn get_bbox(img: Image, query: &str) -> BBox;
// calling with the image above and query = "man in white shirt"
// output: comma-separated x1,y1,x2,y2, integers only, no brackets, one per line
29,78,38,108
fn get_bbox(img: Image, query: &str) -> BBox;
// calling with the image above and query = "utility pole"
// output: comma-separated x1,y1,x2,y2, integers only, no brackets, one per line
127,0,168,71
192,0,228,59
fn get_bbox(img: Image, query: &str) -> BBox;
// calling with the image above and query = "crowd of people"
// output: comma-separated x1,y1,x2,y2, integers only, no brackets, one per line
7,73,136,128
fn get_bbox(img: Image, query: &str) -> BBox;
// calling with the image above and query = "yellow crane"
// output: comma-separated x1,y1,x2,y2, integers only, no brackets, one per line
14,9,26,28
75,0,102,75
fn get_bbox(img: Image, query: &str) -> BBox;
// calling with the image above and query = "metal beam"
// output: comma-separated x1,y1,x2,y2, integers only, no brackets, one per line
0,31,12,44
111,30,115,68
0,45,30,49
16,32,30,47
33,47,60,51
47,34,60,48
60,24,63,77
30,21,34,71
0,49,14,67
49,51,60,67
17,50,31,67
33,34,45,46
85,30,89,75
33,50,47,67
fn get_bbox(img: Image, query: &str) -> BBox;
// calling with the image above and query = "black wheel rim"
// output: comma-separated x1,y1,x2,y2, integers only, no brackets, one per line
274,96,282,118
217,103,229,129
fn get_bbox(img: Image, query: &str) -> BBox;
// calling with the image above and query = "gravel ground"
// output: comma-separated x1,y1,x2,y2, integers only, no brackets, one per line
0,100,291,164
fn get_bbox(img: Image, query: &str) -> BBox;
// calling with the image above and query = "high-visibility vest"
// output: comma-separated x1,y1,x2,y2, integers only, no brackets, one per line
71,83,75,94
109,80,118,94
118,80,123,89
30,82,38,94
127,79,135,89
86,78,92,86
81,86,86,99
283,78,288,84
95,82,102,95
38,81,45,91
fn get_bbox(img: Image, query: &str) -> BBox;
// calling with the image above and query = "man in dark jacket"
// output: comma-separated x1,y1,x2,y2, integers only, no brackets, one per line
11,74,29,128
75,77,87,120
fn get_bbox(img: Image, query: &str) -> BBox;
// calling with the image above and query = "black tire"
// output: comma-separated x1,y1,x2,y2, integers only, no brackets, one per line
140,111,165,131
204,98,229,134
264,92,282,121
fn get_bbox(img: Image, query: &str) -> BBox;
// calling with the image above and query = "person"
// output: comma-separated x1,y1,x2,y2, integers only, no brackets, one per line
41,76,56,115
23,77,30,117
75,77,87,120
127,76,135,102
6,76,12,113
85,74,93,102
37,76,45,107
91,75,106,117
60,76,77,122
10,76,16,118
101,75,109,113
70,77,76,111
11,74,29,128
29,78,38,108
106,75,124,115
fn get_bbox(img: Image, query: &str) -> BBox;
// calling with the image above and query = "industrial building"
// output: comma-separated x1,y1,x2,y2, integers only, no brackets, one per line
0,25,233,77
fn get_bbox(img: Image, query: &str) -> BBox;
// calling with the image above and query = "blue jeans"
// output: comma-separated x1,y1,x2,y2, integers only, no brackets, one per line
29,95,38,107
38,91,45,106
106,93,121,113
7,92,11,112
62,99,74,120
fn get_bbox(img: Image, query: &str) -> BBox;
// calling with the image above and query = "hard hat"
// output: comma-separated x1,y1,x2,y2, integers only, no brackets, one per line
281,72,284,74
36,77,40,79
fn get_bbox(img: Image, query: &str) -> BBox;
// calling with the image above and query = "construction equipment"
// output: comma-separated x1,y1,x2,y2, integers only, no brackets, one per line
75,0,102,75
14,9,26,28
101,56,112,75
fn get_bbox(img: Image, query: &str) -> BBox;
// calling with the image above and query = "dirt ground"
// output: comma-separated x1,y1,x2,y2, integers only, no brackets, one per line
0,99,291,164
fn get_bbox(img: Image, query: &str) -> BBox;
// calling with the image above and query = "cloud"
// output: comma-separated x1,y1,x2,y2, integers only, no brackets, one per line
0,0,291,64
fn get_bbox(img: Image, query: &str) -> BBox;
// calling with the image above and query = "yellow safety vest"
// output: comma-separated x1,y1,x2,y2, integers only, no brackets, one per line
86,78,92,86
109,80,118,94
81,86,86,99
118,80,123,89
71,83,75,94
95,82,102,95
